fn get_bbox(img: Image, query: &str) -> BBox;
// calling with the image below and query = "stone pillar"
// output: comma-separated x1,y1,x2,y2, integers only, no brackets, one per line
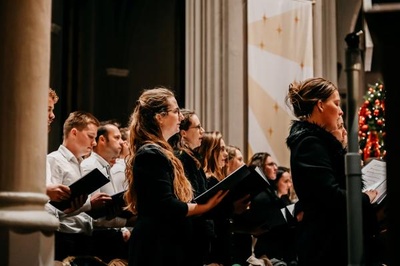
0,1,59,265
185,0,247,154
313,0,338,83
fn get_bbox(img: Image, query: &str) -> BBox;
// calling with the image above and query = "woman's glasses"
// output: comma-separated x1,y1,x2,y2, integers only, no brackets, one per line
189,124,203,130
167,107,181,115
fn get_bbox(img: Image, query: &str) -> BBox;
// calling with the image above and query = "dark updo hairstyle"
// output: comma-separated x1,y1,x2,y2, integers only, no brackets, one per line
285,77,338,120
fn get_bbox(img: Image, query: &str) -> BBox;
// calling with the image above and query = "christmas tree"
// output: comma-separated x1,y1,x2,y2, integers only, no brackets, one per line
358,81,386,162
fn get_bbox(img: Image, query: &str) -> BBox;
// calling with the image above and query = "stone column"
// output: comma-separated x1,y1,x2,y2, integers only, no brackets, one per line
0,1,59,265
185,0,247,154
313,0,338,84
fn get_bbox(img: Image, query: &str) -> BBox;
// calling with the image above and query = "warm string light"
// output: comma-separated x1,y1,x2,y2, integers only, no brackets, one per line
358,81,386,161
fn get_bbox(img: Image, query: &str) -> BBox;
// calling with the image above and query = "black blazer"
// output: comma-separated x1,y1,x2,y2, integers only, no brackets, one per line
286,120,378,266
128,144,192,266
175,149,215,266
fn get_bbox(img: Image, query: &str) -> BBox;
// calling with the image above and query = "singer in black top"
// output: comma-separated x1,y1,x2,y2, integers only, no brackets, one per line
169,109,216,266
124,87,227,266
285,77,379,266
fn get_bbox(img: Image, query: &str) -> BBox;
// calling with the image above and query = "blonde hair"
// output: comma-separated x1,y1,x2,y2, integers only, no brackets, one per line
124,87,193,213
63,111,100,139
196,131,225,181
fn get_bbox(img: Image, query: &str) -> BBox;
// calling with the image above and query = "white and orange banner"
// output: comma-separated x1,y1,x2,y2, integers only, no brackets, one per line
247,0,314,166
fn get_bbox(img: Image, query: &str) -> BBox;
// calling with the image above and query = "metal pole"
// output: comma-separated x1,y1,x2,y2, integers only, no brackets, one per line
344,31,365,266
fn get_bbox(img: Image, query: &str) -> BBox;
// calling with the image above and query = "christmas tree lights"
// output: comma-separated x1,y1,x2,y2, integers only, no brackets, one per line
358,81,386,162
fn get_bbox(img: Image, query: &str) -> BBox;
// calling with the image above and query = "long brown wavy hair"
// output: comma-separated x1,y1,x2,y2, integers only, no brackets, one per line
124,87,193,214
196,131,226,181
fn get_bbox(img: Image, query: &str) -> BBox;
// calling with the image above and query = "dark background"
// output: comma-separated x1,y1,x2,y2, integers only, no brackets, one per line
49,0,185,152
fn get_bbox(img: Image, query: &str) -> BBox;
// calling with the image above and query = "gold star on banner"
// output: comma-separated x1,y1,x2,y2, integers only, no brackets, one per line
273,102,279,112
268,127,274,136
259,41,265,49
300,62,304,69
247,3,313,69
262,14,268,23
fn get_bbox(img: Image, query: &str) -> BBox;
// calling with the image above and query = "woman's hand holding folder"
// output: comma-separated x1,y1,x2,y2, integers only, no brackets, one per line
187,189,229,217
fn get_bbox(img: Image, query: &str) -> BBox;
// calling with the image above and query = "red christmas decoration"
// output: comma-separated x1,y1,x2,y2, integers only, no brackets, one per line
358,81,386,162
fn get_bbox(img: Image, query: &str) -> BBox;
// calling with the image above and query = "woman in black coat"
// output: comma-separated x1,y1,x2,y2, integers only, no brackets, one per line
285,77,379,266
124,87,227,266
169,109,215,266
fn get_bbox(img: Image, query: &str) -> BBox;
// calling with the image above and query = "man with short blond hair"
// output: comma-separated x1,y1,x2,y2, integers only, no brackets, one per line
46,111,112,260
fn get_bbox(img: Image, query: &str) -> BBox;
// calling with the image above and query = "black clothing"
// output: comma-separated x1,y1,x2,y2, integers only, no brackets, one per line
175,149,208,197
128,144,191,266
54,231,93,261
175,149,214,266
204,175,234,266
235,182,297,264
91,228,129,263
286,120,379,266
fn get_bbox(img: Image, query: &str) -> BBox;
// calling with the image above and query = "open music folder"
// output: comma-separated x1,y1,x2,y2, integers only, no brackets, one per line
194,164,270,218
362,159,386,205
86,190,133,220
49,168,110,211
195,164,248,203
195,165,270,203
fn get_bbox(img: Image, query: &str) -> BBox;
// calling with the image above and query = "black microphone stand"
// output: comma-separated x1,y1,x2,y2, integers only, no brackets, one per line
345,31,365,266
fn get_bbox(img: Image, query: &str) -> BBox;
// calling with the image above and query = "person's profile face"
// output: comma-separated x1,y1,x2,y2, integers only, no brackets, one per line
277,171,292,196
161,97,183,140
48,96,56,132
217,138,228,169
182,114,204,149
76,123,98,158
103,125,123,160
227,149,244,174
321,90,343,132
331,116,347,147
263,156,278,180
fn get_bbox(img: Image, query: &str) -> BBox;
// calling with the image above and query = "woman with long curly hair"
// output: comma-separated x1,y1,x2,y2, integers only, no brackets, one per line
124,87,227,266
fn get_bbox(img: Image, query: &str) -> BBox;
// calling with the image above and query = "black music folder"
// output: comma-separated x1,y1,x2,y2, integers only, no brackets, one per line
86,190,133,220
194,165,270,217
227,166,271,202
232,190,290,235
195,164,250,204
49,168,110,211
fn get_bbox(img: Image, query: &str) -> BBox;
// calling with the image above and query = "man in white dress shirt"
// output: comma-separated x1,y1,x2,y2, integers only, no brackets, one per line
81,120,133,262
110,126,130,193
46,111,112,261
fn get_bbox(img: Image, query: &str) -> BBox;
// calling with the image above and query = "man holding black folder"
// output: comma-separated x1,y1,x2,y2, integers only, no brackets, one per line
81,120,133,262
46,111,112,261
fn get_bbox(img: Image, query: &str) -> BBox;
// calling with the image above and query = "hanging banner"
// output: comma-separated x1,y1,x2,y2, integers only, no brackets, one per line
247,0,313,166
